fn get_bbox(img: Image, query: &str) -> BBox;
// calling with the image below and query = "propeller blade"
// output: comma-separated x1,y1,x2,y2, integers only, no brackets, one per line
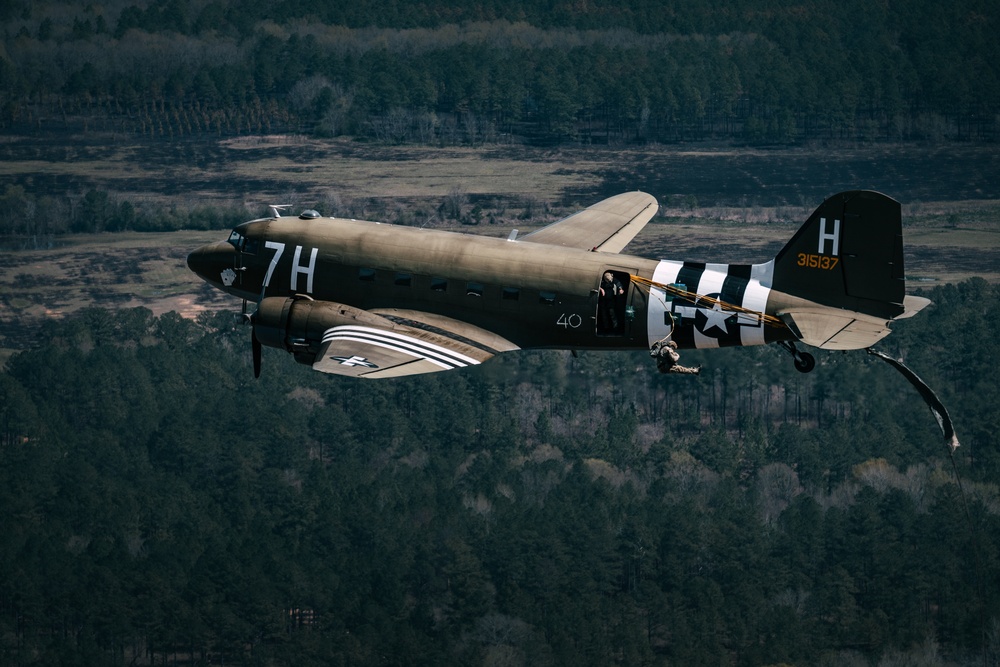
252,327,262,379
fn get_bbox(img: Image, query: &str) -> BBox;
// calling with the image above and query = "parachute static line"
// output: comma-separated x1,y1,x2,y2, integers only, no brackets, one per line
866,348,959,454
865,350,983,661
630,275,787,329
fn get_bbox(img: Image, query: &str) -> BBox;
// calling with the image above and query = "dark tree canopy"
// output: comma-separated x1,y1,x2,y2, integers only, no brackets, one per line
0,281,998,664
1,0,997,144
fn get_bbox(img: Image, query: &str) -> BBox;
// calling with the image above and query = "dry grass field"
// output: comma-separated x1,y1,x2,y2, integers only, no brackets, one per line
2,134,998,360
3,135,999,209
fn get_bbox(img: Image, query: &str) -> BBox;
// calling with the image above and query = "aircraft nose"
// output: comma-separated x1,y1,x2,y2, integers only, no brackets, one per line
187,241,234,284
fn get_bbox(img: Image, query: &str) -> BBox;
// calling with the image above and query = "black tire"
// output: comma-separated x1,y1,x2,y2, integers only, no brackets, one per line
794,352,816,373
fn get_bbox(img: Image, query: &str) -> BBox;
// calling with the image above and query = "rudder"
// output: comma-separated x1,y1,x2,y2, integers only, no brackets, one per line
772,190,905,319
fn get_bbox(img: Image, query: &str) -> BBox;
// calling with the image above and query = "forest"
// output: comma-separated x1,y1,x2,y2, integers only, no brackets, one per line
1,279,998,665
2,1,999,664
1,0,998,145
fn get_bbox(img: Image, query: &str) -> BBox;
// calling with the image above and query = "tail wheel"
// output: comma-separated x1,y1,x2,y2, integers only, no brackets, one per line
778,341,817,373
794,352,816,373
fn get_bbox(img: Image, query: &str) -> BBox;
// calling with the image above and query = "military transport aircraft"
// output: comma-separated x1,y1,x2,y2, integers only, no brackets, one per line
187,190,929,379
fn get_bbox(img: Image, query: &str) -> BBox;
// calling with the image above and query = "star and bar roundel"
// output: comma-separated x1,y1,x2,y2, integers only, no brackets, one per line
646,260,774,349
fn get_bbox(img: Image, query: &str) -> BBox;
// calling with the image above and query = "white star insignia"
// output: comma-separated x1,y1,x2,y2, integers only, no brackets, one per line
699,303,730,335
331,355,379,368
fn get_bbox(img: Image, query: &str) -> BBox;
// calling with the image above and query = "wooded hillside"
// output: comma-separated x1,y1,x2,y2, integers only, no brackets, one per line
1,280,998,665
2,0,997,144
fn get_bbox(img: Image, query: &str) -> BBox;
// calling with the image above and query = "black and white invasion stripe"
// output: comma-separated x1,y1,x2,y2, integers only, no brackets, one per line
647,259,774,350
322,325,481,370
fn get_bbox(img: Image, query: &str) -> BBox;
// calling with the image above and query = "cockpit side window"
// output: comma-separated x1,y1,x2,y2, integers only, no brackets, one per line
227,229,259,254
227,230,244,249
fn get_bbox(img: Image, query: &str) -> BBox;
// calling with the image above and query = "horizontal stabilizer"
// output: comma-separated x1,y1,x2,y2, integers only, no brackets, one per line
897,295,932,320
779,309,894,350
780,295,929,350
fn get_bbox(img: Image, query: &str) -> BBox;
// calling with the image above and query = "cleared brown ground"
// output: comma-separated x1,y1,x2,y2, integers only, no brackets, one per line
3,134,999,208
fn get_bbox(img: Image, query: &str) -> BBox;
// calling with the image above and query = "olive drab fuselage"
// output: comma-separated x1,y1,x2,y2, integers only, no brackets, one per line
192,215,796,353
187,191,927,378
196,216,654,349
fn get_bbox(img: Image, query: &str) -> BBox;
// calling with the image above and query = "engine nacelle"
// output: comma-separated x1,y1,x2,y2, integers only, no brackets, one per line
253,296,356,367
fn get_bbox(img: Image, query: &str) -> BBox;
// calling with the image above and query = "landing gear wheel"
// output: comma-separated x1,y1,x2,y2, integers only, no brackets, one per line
778,341,816,373
793,352,816,373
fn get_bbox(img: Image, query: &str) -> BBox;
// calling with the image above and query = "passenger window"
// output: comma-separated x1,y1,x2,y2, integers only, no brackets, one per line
466,282,484,297
502,287,520,301
358,268,376,282
539,291,556,305
394,273,412,287
431,277,448,292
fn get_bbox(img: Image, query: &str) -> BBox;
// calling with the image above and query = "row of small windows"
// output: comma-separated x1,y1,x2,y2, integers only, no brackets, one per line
358,268,556,304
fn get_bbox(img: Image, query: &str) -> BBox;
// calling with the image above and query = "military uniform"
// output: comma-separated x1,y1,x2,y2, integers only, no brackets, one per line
650,338,700,375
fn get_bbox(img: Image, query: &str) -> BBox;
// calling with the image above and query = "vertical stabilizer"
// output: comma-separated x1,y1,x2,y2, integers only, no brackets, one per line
772,190,905,319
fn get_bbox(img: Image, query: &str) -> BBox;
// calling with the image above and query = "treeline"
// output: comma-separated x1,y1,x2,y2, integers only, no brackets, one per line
1,0,997,144
0,184,250,244
1,280,998,665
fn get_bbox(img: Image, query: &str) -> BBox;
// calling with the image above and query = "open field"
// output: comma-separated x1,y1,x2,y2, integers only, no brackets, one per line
3,134,1000,210
2,134,999,358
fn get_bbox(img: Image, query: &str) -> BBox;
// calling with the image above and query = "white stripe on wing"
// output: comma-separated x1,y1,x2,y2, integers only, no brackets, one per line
323,326,481,368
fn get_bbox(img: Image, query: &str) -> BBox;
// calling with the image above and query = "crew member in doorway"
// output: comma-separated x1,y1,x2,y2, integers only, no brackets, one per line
599,271,625,333
650,333,701,375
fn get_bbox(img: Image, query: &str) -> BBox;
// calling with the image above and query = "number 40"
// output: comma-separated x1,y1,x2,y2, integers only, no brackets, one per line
557,313,583,329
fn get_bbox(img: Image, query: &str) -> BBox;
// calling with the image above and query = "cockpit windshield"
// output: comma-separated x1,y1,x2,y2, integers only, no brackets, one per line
227,230,244,248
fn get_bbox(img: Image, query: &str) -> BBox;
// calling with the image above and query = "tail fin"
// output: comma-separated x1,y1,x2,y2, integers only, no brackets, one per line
773,190,905,320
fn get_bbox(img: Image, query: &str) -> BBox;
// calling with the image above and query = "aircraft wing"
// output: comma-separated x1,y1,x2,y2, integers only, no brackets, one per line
522,191,658,252
311,309,519,379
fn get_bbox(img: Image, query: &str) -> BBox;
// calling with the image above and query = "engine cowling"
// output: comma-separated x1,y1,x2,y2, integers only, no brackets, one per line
253,296,354,367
